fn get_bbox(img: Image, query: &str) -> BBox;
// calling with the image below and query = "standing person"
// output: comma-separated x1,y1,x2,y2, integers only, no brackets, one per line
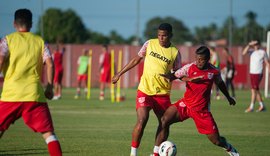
53,46,65,100
222,47,236,98
210,46,221,99
112,23,181,156
99,44,111,100
242,40,270,112
154,46,239,156
74,49,89,99
0,9,62,155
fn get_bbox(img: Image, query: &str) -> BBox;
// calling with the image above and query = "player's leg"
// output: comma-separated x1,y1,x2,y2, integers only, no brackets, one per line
130,106,151,156
75,76,82,99
207,133,239,156
255,89,266,112
99,82,105,100
23,102,62,156
42,131,62,156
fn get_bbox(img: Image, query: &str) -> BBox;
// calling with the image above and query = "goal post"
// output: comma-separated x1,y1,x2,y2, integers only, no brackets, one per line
264,31,270,98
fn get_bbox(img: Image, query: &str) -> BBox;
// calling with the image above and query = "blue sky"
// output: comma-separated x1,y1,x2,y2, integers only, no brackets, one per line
1,0,270,39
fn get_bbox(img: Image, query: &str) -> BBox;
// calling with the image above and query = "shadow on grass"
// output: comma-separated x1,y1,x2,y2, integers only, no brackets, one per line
0,148,47,155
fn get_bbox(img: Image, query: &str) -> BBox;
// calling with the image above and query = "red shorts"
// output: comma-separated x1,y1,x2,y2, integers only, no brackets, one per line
77,74,87,81
173,99,219,134
54,69,63,84
250,74,263,90
100,72,111,83
0,101,54,133
136,90,171,116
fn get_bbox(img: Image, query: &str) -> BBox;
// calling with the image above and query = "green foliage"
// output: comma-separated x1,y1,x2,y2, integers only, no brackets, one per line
1,88,270,156
144,16,193,44
37,8,89,43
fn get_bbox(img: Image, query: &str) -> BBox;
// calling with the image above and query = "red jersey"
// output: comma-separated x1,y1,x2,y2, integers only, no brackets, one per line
53,51,63,71
175,62,220,112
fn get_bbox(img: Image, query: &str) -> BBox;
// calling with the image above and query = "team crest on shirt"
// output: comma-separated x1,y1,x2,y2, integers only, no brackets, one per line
207,72,214,79
178,101,186,107
138,97,145,103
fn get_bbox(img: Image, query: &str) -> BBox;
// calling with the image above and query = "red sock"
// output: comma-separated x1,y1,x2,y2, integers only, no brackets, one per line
153,153,159,156
48,141,62,156
131,141,139,148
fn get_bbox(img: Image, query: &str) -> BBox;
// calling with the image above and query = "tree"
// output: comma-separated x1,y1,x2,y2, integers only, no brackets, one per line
37,8,89,43
242,11,264,43
144,16,193,44
194,23,219,44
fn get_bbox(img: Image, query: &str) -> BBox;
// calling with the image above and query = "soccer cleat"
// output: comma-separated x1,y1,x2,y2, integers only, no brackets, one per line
99,96,104,101
244,107,253,113
227,147,239,156
74,95,79,99
256,106,266,112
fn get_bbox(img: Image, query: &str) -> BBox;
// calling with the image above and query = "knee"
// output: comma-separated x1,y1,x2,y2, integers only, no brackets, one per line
160,116,170,129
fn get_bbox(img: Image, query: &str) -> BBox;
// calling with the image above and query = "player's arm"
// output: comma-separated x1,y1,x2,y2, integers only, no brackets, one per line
43,44,54,100
112,40,149,84
215,74,236,105
263,52,270,73
242,41,257,55
112,55,143,84
0,38,9,72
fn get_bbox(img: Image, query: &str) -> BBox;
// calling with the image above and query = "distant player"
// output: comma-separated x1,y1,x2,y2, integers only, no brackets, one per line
74,49,89,99
210,46,221,99
99,44,111,100
155,46,239,156
53,46,65,100
112,23,181,156
242,40,270,112
0,9,62,155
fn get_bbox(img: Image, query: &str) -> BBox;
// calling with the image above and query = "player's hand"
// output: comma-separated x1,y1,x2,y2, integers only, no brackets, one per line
112,73,120,84
160,73,177,81
248,40,258,46
227,96,236,106
45,84,54,100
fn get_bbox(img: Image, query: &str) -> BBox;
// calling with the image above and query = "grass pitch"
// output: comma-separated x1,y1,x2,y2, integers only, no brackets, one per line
0,88,270,156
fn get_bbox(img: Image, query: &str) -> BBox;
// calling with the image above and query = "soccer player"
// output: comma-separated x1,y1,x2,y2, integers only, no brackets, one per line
74,49,89,99
53,46,65,100
0,9,62,155
222,47,235,98
154,46,239,156
99,44,111,100
242,40,270,112
112,23,181,156
210,46,221,100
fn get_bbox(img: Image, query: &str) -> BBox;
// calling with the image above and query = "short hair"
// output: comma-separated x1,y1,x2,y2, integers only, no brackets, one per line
14,9,32,28
158,23,172,34
255,39,261,46
196,46,210,59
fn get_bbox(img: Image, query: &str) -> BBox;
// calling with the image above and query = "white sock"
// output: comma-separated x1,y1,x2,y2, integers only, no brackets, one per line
259,102,264,107
130,147,137,156
249,103,254,109
45,135,58,144
153,146,159,153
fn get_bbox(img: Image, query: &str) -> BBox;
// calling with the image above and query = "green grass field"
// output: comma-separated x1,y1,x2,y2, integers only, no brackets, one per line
0,88,270,156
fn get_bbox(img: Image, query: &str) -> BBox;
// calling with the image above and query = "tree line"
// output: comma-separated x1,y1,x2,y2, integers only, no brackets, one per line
37,8,270,45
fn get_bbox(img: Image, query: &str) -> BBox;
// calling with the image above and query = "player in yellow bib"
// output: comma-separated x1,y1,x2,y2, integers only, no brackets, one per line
112,23,181,156
0,9,62,156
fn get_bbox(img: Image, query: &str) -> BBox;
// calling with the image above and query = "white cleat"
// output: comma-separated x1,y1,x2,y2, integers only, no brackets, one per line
227,147,239,156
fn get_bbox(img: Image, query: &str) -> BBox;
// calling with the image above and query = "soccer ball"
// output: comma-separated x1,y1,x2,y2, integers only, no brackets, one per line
158,140,177,156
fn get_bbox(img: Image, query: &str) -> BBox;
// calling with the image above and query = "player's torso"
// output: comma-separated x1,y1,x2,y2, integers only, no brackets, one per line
183,63,219,111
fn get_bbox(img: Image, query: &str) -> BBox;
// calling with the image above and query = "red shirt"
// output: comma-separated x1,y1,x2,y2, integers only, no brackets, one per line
53,51,63,71
175,62,220,112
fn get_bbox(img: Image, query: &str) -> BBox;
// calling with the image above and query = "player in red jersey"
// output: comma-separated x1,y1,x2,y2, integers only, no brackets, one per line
53,46,65,100
154,46,239,156
99,44,111,100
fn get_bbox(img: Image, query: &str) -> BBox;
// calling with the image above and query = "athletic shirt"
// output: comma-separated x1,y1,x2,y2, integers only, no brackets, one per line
1,32,47,102
99,52,111,74
53,50,63,71
138,39,179,95
175,62,220,112
210,52,220,69
249,49,268,74
77,55,89,74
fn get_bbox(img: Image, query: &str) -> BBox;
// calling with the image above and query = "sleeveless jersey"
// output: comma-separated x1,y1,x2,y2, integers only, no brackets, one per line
77,56,89,74
1,32,46,102
138,39,179,95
